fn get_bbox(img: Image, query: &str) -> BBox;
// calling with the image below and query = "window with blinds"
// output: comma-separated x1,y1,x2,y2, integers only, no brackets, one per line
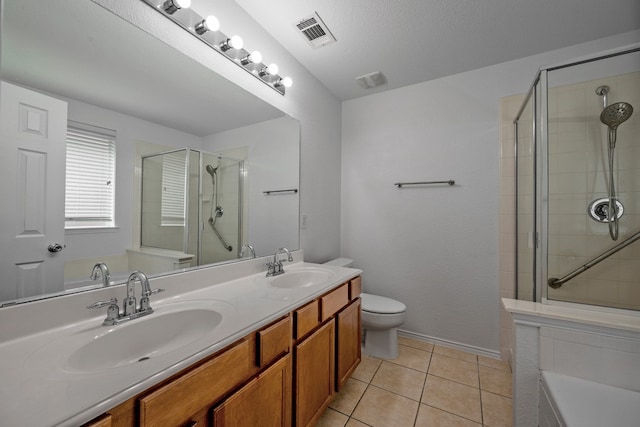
65,121,116,228
160,151,186,227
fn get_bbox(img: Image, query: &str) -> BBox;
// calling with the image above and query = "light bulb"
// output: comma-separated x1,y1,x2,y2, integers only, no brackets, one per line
241,51,262,65
275,77,293,88
230,35,243,50
163,0,191,14
267,63,279,75
195,15,219,35
221,35,243,51
280,77,293,88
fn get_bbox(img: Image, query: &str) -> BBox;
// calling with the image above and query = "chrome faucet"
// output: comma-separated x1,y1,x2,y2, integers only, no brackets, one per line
90,262,111,287
239,244,256,259
266,248,293,277
88,270,164,326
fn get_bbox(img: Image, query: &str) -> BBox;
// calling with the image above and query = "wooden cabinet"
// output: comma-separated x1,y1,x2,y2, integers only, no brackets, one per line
336,298,361,389
295,320,336,427
213,354,292,427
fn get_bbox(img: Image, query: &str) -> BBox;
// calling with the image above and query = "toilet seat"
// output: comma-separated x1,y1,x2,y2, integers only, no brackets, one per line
361,293,406,314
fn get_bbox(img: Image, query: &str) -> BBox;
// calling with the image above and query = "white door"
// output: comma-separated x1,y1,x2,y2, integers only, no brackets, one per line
0,81,68,302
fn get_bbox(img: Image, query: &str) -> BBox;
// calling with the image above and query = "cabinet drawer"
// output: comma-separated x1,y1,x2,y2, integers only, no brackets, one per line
257,315,291,367
294,300,319,339
349,277,362,300
139,340,251,427
320,283,349,322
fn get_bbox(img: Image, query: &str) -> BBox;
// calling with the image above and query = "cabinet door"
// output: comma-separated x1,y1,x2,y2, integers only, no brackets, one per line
139,340,251,427
213,354,291,427
336,298,361,389
295,320,335,427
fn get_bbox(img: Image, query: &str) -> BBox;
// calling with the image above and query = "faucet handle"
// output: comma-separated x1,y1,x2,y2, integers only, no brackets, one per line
87,298,117,309
88,298,120,325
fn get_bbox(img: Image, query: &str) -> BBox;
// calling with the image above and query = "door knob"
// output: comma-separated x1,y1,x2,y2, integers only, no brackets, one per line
47,243,63,253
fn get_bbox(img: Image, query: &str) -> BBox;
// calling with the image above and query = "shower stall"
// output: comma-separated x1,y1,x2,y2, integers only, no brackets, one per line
140,148,244,267
514,47,640,311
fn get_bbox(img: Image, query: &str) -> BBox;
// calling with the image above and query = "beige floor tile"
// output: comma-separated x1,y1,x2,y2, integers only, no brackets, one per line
370,361,426,401
433,345,478,363
481,391,513,427
351,354,382,383
316,408,349,427
329,378,368,415
398,336,434,352
478,355,511,372
387,344,432,372
415,404,482,427
428,354,479,387
351,385,419,427
421,375,482,423
345,419,370,427
479,365,512,398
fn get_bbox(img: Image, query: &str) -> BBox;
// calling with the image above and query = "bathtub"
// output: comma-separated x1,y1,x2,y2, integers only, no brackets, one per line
539,371,640,427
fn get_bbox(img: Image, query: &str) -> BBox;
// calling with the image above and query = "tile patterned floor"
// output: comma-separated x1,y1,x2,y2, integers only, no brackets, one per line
316,337,513,427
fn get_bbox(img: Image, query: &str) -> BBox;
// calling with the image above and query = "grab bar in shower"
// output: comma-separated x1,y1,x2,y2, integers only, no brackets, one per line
394,180,455,188
548,229,640,289
263,189,298,195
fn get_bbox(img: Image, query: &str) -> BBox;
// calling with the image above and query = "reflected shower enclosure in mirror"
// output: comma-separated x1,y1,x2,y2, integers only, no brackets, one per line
0,0,300,306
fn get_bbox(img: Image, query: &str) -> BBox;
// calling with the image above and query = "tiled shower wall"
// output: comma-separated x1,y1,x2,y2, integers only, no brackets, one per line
547,71,640,310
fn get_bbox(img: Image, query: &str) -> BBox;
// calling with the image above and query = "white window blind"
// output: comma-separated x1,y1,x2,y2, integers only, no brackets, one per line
161,151,186,226
65,122,116,228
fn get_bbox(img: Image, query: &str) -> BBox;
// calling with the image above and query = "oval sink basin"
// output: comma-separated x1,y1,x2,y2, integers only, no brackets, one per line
66,308,223,372
269,268,336,289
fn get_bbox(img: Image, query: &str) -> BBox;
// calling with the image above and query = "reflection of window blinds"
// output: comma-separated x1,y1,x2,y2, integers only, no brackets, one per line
161,152,186,226
65,122,116,228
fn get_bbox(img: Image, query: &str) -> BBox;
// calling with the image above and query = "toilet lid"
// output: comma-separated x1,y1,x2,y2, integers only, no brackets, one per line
361,293,406,314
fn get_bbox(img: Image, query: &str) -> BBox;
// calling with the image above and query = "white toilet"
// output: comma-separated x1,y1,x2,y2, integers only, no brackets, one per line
324,258,407,359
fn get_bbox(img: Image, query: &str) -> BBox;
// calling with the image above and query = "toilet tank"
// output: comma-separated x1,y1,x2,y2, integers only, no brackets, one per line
324,258,354,268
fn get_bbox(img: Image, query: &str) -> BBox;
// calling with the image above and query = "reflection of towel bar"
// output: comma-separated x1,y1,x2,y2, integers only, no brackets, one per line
394,180,455,188
263,189,299,195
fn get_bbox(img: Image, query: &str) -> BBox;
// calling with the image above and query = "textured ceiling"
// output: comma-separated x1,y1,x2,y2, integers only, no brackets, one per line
236,0,640,100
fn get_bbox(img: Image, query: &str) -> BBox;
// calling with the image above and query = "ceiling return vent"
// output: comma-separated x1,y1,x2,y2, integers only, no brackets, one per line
355,71,387,89
295,12,336,48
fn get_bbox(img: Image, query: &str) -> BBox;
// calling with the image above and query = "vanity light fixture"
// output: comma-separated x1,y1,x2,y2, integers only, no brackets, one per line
163,0,190,15
240,51,262,65
220,35,243,52
194,15,219,35
142,0,292,95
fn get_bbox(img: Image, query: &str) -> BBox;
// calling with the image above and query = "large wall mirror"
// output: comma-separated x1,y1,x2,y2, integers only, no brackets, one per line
0,0,300,306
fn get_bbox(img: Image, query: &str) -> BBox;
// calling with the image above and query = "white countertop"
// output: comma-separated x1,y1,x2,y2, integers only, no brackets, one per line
0,261,361,426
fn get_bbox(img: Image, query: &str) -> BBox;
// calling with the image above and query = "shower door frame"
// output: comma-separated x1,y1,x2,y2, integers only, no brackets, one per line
515,45,640,306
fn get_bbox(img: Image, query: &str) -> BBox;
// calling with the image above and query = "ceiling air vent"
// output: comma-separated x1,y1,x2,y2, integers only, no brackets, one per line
295,12,336,49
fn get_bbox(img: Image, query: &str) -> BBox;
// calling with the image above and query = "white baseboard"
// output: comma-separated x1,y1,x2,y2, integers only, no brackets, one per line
397,329,502,360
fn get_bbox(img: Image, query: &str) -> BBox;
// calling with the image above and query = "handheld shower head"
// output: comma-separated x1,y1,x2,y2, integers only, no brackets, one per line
600,102,633,130
205,164,217,176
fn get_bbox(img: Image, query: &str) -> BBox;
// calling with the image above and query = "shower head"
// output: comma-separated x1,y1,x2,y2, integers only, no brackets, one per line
205,164,217,176
600,102,633,130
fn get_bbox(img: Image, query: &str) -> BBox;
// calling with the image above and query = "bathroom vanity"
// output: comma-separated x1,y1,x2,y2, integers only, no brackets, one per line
0,257,361,427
